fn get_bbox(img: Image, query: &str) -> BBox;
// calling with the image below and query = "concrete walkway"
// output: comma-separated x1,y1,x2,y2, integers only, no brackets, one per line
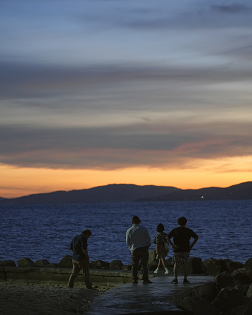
86,273,214,315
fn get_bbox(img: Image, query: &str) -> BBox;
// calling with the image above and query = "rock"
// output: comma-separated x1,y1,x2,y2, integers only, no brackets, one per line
109,260,123,270
166,256,173,266
148,249,158,265
231,268,252,284
148,262,158,270
90,260,110,269
58,255,73,268
175,282,218,305
203,258,228,275
0,260,16,267
189,257,206,274
245,258,252,270
17,257,37,267
242,298,252,315
122,265,131,270
246,284,252,297
45,263,58,268
177,296,220,315
213,286,244,312
231,304,247,315
226,261,244,273
214,271,235,290
35,259,50,267
192,282,219,302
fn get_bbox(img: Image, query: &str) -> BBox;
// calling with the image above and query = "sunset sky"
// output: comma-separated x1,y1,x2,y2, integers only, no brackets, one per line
1,0,252,198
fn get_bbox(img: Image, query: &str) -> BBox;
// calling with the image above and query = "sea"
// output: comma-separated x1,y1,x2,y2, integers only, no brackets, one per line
0,200,251,266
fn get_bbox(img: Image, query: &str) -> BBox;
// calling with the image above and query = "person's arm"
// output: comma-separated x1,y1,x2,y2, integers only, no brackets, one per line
82,248,89,260
167,237,176,249
189,237,199,250
146,229,151,248
126,230,131,250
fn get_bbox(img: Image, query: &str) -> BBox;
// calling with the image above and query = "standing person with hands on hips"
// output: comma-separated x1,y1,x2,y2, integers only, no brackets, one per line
168,217,199,284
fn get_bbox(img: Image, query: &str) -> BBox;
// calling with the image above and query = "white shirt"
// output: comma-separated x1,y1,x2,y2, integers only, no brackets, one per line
126,224,151,252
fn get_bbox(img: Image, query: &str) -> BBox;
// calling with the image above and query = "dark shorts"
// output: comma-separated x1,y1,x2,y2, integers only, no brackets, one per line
172,252,190,265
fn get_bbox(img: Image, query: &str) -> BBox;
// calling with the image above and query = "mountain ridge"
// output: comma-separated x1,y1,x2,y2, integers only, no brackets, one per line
0,184,179,204
0,182,251,204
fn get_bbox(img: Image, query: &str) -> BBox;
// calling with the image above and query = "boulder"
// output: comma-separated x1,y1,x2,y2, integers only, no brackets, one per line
58,255,72,268
122,265,132,270
242,299,252,315
0,260,16,267
35,259,50,267
148,249,158,265
176,296,220,315
44,263,58,268
246,284,252,297
17,257,37,267
203,258,228,275
231,304,247,315
189,257,206,274
175,281,218,305
109,260,123,270
147,249,158,270
90,260,110,269
245,258,252,270
226,261,244,273
213,286,244,312
231,268,252,284
214,271,235,290
166,256,173,266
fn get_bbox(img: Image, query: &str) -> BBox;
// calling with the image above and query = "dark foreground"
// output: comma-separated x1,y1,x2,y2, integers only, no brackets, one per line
0,282,111,315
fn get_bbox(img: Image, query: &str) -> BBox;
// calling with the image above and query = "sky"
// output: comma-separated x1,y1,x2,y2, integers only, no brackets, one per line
1,0,252,198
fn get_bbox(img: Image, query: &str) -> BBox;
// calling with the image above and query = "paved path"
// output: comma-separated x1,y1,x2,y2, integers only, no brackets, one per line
86,274,214,315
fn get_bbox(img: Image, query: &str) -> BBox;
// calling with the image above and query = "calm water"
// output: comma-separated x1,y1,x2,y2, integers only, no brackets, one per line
0,200,251,265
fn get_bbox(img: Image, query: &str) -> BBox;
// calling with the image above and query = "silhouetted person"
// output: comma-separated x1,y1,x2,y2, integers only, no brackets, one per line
126,216,152,284
168,217,198,284
68,229,94,289
154,223,169,274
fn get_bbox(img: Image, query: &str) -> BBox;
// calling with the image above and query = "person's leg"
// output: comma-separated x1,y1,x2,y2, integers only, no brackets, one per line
160,256,169,274
173,263,179,279
131,249,140,282
140,247,149,282
171,253,180,283
68,259,81,288
183,263,189,279
182,252,190,283
80,259,93,289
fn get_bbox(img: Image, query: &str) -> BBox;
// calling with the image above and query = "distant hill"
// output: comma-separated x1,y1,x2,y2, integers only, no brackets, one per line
0,182,251,204
0,184,179,204
136,181,252,202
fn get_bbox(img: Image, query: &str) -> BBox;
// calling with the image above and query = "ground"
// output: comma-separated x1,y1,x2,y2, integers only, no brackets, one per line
0,282,113,315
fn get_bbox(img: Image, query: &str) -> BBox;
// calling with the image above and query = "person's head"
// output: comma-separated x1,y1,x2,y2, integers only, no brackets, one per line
157,223,164,232
82,229,92,238
177,216,187,226
132,216,141,225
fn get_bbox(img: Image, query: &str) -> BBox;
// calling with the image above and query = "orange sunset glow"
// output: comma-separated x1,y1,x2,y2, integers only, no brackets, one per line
1,154,252,198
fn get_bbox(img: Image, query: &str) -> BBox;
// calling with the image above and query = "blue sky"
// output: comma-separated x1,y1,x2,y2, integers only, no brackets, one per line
1,0,252,197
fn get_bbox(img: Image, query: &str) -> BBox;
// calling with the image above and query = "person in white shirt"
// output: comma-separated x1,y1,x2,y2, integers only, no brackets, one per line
126,216,152,284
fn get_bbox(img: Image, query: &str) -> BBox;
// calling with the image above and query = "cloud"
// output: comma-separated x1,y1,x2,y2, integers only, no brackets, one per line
1,120,252,170
211,4,251,14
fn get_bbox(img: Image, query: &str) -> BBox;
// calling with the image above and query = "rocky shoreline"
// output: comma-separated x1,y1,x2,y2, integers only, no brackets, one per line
1,255,252,315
